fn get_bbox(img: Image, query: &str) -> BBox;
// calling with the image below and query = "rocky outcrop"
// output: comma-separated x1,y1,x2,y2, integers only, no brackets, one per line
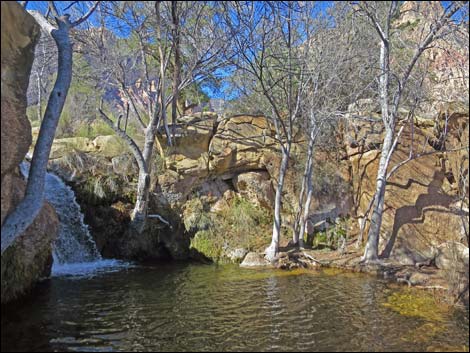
1,2,59,303
208,115,277,176
344,111,469,266
232,171,275,209
45,113,283,262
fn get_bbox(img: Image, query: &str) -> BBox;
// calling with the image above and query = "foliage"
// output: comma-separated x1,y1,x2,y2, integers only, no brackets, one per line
75,120,115,139
187,196,272,262
312,217,349,249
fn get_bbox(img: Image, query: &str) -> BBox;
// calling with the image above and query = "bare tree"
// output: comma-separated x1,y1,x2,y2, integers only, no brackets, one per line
224,2,316,260
1,1,99,254
291,7,357,247
354,1,467,263
171,0,181,135
96,1,229,233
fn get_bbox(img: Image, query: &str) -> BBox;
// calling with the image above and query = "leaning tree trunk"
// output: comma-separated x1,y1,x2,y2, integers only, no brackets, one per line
265,143,291,261
98,106,150,234
130,170,151,233
1,15,72,254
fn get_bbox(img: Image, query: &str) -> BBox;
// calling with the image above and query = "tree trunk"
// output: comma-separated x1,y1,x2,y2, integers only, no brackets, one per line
362,35,391,263
1,16,72,254
362,128,393,262
37,73,42,122
265,143,291,261
171,0,180,138
293,122,316,246
292,159,307,244
298,170,314,248
130,171,151,233
98,102,151,234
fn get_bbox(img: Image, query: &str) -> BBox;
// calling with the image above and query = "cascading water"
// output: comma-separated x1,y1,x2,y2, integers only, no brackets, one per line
20,162,128,276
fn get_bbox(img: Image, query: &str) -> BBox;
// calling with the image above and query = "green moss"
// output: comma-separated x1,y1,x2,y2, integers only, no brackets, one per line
183,198,213,233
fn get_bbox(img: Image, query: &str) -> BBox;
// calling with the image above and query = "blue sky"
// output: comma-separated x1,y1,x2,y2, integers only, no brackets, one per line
22,1,467,100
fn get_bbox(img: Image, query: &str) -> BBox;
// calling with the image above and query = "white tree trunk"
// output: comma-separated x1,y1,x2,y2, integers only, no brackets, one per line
362,34,392,263
98,105,150,234
362,128,393,262
293,122,316,246
298,177,313,248
1,16,72,254
37,73,42,122
265,143,291,261
130,171,151,233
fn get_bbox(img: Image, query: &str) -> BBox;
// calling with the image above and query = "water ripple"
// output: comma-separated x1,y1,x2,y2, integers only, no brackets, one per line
2,264,468,352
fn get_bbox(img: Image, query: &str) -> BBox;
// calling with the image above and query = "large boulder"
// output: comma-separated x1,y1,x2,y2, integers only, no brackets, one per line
1,175,59,303
240,252,271,268
1,2,59,303
435,241,469,271
1,1,38,179
49,137,96,159
162,114,217,159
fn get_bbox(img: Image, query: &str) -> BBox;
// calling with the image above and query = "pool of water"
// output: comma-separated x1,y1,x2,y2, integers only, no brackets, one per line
1,264,469,352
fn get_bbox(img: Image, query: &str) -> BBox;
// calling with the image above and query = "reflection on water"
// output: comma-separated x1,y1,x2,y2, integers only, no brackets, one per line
1,264,469,352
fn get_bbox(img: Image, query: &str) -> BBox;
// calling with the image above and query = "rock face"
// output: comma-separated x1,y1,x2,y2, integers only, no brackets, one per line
345,111,469,266
1,2,59,303
342,1,469,269
232,171,275,209
208,115,277,176
46,113,283,262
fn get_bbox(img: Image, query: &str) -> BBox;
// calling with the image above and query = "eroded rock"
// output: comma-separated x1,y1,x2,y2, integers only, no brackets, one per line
1,2,59,303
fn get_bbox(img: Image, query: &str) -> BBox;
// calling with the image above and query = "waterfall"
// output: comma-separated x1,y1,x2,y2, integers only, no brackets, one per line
20,162,128,276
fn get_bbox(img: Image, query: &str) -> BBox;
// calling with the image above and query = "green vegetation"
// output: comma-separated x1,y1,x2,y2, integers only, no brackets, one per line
188,196,272,262
311,217,349,250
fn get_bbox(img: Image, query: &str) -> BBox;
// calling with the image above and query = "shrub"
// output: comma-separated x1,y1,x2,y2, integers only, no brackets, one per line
187,195,272,262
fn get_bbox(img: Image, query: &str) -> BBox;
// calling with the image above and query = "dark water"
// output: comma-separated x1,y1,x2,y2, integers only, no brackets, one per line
2,264,469,352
